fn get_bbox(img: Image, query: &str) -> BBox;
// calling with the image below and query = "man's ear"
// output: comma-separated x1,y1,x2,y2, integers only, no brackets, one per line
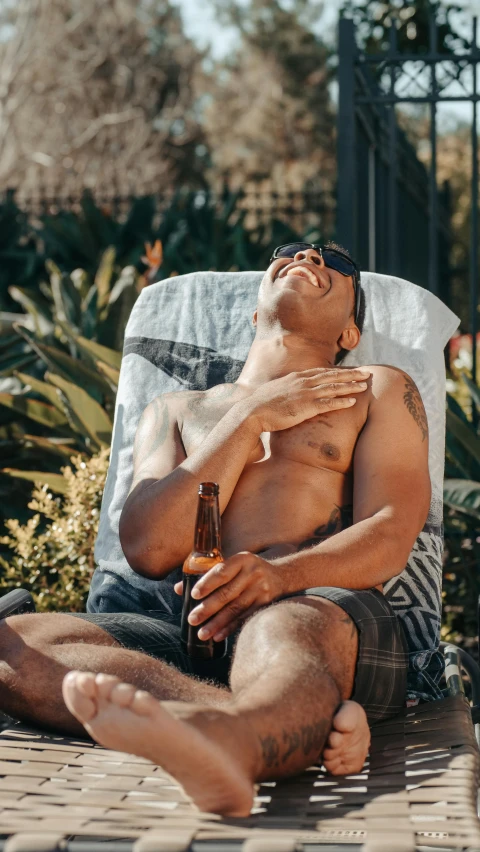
252,310,257,327
337,324,360,353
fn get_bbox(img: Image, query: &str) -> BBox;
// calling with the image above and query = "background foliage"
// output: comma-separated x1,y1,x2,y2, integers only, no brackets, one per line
0,0,478,647
0,191,478,649
0,451,109,611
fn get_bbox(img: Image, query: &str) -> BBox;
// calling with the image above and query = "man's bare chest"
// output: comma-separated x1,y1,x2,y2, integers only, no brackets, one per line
179,386,368,475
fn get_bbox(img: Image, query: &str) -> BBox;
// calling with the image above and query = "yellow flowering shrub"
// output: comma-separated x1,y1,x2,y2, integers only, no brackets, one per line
0,450,109,612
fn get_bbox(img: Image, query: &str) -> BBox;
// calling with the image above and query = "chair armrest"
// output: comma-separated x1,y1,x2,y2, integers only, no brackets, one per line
441,641,480,703
0,589,36,619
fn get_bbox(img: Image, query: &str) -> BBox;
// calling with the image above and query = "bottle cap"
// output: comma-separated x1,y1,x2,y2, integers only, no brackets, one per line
198,482,219,496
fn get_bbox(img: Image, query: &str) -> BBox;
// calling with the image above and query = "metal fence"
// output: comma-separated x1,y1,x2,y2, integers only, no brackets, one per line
10,184,336,243
337,14,479,387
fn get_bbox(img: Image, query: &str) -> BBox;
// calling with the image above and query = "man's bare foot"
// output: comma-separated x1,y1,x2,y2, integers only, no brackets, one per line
62,671,256,817
322,700,370,775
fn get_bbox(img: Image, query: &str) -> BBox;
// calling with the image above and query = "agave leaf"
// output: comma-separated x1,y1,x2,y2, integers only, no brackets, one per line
15,372,65,411
446,409,480,465
445,440,472,480
0,393,68,428
0,333,22,353
21,433,77,461
444,478,480,520
70,268,92,301
447,392,469,423
8,286,53,336
59,271,82,327
45,259,67,322
48,327,115,402
81,191,118,251
46,372,112,448
13,323,71,380
1,468,68,494
0,353,36,377
461,373,480,415
95,246,116,312
99,266,138,349
39,211,96,265
71,334,122,370
116,195,156,255
46,259,81,328
13,325,114,403
95,360,120,389
81,284,98,339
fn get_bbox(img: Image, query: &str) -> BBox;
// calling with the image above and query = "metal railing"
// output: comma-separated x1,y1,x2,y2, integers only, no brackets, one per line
337,14,479,390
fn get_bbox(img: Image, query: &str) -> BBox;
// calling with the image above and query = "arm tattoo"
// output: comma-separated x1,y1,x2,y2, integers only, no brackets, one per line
297,505,353,551
403,376,428,442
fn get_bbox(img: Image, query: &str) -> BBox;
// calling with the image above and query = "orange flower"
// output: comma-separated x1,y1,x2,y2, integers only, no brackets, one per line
141,239,163,270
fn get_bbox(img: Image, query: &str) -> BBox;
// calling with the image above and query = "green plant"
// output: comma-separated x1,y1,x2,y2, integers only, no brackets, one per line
0,330,119,489
0,233,139,517
0,450,109,612
442,376,480,646
0,191,45,313
8,247,141,353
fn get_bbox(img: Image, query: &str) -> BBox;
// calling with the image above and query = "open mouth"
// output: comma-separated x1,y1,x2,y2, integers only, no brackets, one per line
279,263,325,289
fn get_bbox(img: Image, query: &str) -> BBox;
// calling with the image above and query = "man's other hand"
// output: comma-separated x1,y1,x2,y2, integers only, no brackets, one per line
174,551,286,641
244,367,371,433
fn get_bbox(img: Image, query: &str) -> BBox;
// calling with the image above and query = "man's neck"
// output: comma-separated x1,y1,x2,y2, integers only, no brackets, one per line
236,333,337,389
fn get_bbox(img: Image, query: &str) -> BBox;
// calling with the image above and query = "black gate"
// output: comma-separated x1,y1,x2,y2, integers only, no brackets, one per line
337,15,479,387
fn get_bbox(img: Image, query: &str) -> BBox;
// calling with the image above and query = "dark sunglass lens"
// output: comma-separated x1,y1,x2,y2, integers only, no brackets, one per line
323,250,354,276
275,242,312,258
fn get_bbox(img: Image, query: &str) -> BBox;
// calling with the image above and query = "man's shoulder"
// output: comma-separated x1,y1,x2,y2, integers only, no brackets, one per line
144,384,240,417
364,364,418,395
363,365,427,436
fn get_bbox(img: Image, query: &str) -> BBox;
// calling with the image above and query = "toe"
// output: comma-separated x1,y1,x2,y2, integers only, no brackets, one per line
75,671,98,698
131,689,159,717
322,746,338,761
332,700,361,734
95,673,123,700
323,756,343,774
62,671,97,723
110,682,137,708
326,730,343,750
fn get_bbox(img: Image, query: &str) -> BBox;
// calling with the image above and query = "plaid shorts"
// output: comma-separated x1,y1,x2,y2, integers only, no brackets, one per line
293,587,408,723
72,585,407,724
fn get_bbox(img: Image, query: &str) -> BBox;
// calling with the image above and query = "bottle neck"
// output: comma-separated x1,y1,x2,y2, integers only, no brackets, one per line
193,494,221,553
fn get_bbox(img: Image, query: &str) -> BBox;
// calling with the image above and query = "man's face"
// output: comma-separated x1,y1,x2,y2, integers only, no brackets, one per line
256,247,357,347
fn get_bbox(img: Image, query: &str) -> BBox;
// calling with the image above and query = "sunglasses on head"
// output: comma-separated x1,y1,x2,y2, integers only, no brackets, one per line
270,242,361,324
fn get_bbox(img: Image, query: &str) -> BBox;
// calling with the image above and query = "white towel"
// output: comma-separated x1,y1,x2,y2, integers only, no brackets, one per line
90,270,459,700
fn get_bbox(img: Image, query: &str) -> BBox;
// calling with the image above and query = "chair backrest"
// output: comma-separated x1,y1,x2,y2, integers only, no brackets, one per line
91,270,459,701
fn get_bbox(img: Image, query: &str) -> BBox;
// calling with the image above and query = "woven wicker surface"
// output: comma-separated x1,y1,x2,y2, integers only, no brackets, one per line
0,694,479,851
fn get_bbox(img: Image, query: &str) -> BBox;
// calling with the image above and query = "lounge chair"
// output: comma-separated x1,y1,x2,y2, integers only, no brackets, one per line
1,269,479,852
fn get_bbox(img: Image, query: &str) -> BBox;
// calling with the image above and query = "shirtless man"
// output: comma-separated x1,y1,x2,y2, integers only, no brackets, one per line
1,243,430,817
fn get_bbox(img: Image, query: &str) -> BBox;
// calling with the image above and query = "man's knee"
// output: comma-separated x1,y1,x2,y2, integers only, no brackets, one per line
0,612,118,674
233,597,358,698
239,597,348,651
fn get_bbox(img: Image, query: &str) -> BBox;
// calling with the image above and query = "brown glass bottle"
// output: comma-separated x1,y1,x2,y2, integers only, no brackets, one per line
181,482,228,660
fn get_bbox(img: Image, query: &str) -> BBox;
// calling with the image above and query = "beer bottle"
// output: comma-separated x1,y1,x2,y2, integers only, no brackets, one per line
181,482,228,660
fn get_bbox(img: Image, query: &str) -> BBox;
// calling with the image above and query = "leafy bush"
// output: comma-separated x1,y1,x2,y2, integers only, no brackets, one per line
0,187,309,312
0,450,109,611
442,373,480,648
0,310,120,530
0,188,308,525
